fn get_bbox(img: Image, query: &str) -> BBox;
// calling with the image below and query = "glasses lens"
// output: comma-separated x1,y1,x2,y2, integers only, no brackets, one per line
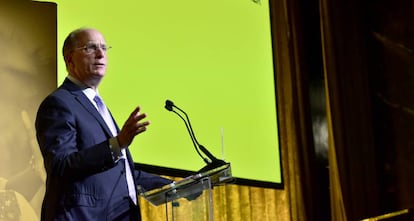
85,44,98,53
76,43,111,54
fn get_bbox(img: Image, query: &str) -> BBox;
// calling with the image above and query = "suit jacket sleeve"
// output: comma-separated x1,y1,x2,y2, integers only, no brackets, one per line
134,170,172,192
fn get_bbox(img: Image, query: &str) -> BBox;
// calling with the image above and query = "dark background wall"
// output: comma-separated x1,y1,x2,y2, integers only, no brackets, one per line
308,0,414,219
368,0,414,211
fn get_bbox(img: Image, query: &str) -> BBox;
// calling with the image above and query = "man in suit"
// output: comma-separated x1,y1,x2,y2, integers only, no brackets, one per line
35,28,172,221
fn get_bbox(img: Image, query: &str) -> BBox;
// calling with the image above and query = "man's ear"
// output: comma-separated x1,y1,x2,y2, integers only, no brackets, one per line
64,54,73,68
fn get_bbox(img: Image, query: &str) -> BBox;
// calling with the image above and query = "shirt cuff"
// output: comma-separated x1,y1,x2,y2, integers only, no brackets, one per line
109,137,123,162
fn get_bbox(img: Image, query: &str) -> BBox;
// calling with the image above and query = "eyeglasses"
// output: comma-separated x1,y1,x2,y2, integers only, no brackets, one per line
73,43,112,54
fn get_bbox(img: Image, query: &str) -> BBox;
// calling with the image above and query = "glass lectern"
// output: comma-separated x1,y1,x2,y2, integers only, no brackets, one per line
140,164,233,221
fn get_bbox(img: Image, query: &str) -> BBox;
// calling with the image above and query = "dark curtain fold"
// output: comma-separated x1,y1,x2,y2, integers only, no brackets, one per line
319,0,381,220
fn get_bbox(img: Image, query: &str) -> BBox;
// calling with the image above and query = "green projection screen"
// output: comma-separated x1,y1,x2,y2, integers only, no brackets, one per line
44,0,282,187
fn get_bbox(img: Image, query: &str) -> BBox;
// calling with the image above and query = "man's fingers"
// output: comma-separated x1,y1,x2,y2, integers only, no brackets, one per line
129,106,141,118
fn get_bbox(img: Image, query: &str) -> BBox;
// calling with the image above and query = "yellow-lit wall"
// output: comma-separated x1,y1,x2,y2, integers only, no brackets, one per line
0,1,56,219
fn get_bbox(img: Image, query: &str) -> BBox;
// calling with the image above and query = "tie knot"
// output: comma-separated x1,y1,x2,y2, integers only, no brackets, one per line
94,95,105,108
94,94,102,103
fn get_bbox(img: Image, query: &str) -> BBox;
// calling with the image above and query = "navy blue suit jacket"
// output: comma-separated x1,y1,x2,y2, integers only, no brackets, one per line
35,79,171,221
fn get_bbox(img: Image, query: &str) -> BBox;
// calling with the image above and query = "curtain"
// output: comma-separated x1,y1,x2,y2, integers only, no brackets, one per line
319,0,381,220
139,184,289,221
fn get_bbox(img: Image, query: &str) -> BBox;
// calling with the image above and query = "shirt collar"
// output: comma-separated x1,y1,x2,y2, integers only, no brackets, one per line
66,75,99,101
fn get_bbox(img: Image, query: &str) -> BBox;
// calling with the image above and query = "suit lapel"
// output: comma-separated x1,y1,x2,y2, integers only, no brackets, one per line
62,79,137,180
62,79,114,138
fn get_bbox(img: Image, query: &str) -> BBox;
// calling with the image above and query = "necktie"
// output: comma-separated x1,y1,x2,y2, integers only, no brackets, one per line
93,95,117,136
93,95,138,205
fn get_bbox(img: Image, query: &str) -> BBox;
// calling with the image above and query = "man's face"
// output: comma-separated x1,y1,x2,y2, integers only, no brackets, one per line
67,29,108,88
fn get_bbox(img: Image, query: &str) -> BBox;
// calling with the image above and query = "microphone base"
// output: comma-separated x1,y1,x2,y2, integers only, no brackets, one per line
198,160,228,173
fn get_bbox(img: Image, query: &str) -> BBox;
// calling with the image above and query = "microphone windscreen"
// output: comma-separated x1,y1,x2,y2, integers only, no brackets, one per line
165,100,174,111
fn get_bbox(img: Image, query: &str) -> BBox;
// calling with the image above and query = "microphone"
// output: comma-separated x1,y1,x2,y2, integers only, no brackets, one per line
164,99,227,172
165,100,174,111
165,100,209,164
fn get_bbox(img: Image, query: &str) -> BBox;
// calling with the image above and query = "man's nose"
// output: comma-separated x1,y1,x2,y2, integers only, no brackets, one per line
95,47,105,57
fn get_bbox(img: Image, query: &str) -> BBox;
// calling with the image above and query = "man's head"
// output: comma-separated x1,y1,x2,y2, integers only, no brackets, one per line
62,28,109,89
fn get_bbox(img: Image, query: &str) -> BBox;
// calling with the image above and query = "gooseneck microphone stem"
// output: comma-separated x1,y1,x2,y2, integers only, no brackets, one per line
171,104,217,162
171,108,209,164
165,100,227,172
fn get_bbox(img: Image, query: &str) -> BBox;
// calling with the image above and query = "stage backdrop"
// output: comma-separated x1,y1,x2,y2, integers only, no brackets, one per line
0,1,57,220
39,0,281,186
